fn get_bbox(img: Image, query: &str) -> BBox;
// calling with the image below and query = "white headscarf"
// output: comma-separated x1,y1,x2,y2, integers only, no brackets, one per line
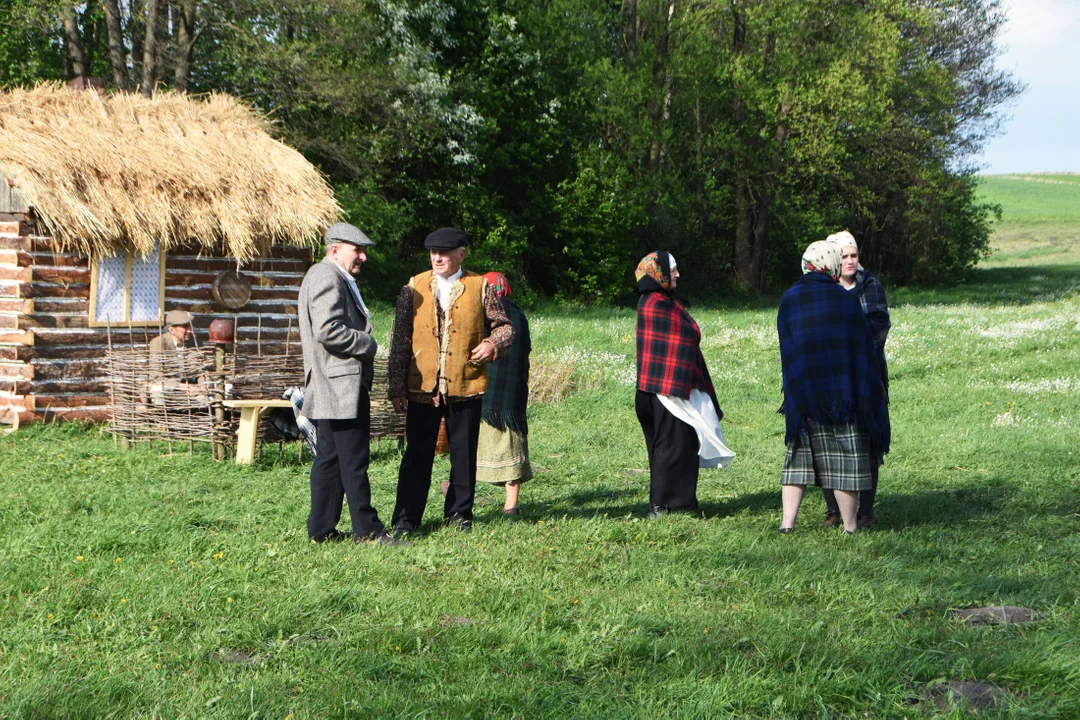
825,230,864,271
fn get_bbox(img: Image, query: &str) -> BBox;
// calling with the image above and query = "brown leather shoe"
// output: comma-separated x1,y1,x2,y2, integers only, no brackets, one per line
856,512,875,530
820,511,841,529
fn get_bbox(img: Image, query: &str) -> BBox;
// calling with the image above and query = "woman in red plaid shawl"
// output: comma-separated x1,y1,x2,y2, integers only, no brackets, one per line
635,251,734,520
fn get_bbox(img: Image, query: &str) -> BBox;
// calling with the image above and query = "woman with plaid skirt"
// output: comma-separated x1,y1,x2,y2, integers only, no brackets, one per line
635,252,734,520
819,231,891,529
777,241,889,534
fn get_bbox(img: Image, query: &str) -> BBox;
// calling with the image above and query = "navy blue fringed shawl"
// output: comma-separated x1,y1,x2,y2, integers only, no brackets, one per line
482,299,531,433
777,272,890,456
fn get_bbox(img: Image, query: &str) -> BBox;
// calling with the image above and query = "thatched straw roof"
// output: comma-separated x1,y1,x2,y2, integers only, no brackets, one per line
0,83,340,261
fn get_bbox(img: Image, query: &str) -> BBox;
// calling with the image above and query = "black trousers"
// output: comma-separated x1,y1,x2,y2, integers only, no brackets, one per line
392,397,482,532
635,390,700,511
822,462,880,515
308,392,386,540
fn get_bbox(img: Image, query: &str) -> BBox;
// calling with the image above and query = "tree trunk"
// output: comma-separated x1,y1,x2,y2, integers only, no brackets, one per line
622,0,639,64
749,88,791,289
174,0,197,91
731,2,757,290
130,0,145,81
102,0,129,90
62,6,87,78
141,0,161,96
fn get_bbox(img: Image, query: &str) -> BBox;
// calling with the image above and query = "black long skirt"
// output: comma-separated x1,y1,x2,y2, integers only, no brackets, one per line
635,390,699,511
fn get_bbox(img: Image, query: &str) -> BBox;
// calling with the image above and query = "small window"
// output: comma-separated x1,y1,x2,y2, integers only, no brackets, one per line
89,242,166,327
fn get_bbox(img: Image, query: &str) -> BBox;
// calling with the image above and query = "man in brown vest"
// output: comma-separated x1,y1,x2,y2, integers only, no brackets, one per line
387,227,514,533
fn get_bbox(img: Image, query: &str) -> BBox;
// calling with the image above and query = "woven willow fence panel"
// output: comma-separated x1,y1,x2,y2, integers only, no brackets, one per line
106,348,405,453
104,345,229,448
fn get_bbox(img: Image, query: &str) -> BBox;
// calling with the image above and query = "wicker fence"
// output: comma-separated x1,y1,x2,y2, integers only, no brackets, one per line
106,347,405,456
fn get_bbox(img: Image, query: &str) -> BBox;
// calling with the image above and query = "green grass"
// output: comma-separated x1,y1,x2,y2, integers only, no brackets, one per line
3,210,1080,717
977,175,1080,267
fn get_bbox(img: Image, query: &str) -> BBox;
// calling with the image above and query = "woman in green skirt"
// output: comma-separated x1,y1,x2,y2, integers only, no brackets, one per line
475,272,532,516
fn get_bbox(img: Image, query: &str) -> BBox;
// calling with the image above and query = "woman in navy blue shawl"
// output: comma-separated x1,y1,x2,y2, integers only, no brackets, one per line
777,241,889,534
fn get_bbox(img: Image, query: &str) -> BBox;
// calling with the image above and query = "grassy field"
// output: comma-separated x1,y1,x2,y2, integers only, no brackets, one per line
2,186,1079,717
977,174,1080,267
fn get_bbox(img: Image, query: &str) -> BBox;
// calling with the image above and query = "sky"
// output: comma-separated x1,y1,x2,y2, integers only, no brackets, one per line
977,0,1080,174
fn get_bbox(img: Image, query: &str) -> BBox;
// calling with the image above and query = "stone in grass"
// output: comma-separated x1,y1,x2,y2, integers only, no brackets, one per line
438,615,473,629
927,681,1010,712
210,648,260,665
950,605,1036,625
621,468,646,477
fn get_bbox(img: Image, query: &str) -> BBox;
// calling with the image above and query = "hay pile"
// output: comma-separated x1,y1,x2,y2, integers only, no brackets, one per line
0,83,340,261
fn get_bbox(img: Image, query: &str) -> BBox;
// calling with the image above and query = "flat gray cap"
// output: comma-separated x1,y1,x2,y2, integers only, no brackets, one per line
324,222,374,247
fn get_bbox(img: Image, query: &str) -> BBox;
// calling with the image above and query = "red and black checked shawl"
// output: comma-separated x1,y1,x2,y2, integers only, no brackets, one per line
636,292,722,418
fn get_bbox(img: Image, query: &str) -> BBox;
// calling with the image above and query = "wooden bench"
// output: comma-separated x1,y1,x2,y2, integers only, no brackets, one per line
222,398,293,464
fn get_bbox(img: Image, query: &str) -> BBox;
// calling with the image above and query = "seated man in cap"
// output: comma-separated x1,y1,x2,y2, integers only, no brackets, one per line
298,222,404,546
147,309,206,405
387,227,514,534
149,309,195,356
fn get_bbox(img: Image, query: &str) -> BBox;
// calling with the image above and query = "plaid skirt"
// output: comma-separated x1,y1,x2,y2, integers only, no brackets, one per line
782,420,872,492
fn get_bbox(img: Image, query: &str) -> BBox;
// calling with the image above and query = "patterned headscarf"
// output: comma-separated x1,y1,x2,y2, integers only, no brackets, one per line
484,271,512,298
825,231,857,252
635,251,675,292
801,241,842,283
825,230,864,272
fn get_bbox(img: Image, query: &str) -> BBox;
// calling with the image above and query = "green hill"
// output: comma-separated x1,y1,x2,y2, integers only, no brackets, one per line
976,174,1080,266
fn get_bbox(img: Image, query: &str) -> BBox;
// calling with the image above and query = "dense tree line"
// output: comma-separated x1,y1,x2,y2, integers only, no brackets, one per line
0,0,1021,300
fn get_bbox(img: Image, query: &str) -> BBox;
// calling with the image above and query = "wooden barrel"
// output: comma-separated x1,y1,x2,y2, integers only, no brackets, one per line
435,418,449,455
212,270,252,310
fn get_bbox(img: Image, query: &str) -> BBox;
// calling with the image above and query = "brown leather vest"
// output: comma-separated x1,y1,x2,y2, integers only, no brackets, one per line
408,269,487,397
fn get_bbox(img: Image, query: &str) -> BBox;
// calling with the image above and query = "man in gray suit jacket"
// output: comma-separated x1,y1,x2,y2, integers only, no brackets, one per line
299,222,404,546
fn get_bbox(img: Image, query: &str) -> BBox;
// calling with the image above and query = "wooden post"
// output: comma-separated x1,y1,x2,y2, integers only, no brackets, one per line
213,343,226,461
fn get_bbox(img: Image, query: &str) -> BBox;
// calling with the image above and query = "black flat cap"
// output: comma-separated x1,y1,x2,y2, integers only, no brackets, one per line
324,222,374,247
424,227,469,249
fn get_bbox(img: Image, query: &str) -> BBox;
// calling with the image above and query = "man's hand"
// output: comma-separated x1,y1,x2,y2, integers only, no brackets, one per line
392,396,408,414
469,339,496,364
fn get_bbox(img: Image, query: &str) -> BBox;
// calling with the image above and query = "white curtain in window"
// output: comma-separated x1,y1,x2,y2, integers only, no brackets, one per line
129,244,162,322
94,253,127,322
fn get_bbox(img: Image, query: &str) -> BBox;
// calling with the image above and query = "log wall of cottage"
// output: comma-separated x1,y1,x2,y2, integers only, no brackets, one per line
0,214,312,426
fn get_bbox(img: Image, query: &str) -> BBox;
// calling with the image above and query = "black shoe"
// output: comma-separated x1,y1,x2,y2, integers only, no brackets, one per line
310,529,348,543
358,530,411,547
778,526,794,535
445,516,473,532
503,507,521,519
646,504,667,520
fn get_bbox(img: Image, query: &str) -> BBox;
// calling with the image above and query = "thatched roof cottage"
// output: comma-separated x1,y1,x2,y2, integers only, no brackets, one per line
0,83,339,426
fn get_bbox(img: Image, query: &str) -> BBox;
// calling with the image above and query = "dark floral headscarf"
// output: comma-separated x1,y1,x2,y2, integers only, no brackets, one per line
635,251,676,294
484,271,512,298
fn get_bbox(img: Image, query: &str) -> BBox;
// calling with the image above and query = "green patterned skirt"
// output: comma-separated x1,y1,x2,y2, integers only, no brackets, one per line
476,421,533,485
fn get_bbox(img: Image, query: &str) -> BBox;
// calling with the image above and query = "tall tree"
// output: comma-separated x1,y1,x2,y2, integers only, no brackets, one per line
101,0,128,89
141,0,160,95
61,5,86,76
173,0,196,91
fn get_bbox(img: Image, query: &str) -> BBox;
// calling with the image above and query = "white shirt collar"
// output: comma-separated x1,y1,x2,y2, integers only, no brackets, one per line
330,259,370,319
435,268,463,313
